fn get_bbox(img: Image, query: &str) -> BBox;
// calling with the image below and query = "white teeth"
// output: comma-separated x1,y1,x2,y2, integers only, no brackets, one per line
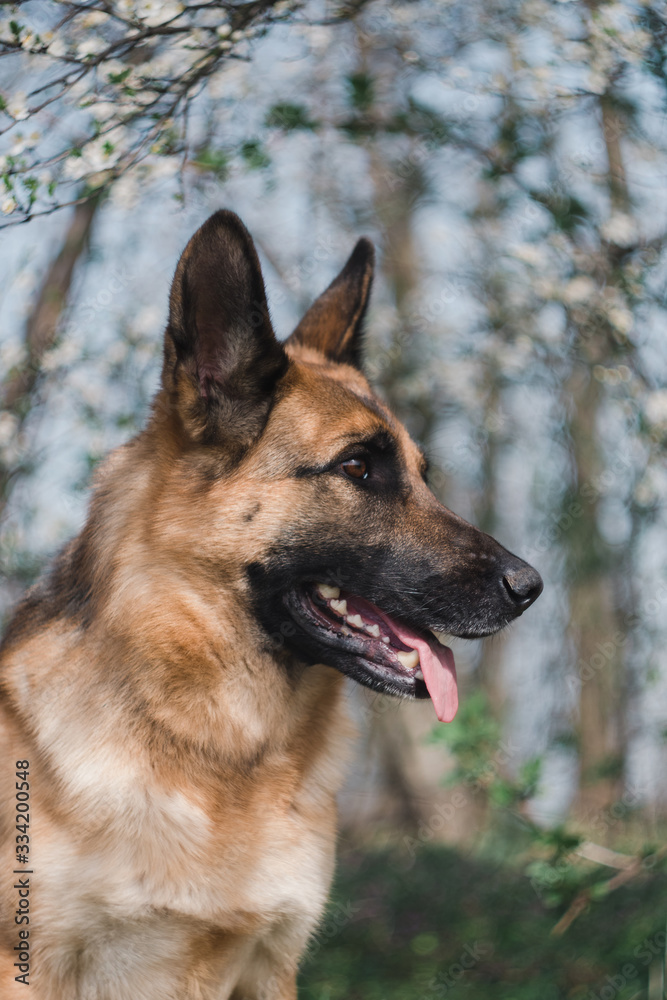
381,635,390,644
366,624,381,638
396,650,420,670
317,583,340,600
415,669,424,681
346,614,364,629
330,598,348,616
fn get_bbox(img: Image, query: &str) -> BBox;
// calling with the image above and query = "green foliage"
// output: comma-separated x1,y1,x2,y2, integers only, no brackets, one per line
425,693,667,956
429,692,540,807
339,115,377,139
536,827,583,855
191,146,230,179
241,139,271,170
300,844,667,999
265,102,319,131
107,67,132,85
22,176,38,209
388,98,450,144
0,0,303,224
528,189,589,234
347,72,375,111
430,691,500,762
589,754,626,783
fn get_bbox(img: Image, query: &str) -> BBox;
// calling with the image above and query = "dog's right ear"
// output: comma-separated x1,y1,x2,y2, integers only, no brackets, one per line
162,210,288,456
286,238,374,368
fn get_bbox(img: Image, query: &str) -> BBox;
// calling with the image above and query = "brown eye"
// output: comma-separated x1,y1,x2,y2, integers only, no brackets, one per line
341,458,369,480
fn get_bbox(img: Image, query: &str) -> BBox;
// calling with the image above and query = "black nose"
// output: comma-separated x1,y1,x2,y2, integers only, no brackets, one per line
503,564,543,612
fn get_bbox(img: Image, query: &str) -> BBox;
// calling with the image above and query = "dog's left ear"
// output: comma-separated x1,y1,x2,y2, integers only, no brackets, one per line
286,238,374,368
163,210,288,455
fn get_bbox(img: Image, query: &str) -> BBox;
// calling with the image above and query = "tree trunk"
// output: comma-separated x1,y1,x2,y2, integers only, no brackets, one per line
569,79,637,823
337,28,451,838
0,196,100,519
568,368,625,822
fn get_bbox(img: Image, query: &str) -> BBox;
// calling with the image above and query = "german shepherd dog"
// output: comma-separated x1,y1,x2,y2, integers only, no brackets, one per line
0,210,542,999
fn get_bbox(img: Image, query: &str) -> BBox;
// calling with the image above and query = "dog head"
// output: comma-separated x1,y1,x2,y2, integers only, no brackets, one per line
160,210,542,722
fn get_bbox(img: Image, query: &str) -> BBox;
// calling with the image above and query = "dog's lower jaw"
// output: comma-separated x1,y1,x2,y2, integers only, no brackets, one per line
275,586,430,700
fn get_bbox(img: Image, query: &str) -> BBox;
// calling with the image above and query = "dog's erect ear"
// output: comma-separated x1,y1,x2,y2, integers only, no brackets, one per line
286,238,374,367
163,210,288,453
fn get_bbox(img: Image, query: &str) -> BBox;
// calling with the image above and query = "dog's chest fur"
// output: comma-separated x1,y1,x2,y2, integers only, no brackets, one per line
1,208,543,1000
1,631,350,998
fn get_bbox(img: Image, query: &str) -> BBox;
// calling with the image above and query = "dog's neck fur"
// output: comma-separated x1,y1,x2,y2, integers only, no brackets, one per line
3,406,347,786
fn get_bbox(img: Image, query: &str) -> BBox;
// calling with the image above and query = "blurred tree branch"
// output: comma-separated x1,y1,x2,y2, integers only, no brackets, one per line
0,0,377,226
0,194,99,517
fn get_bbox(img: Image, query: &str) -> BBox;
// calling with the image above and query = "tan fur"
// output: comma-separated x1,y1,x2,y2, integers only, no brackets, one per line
0,324,409,998
0,212,542,999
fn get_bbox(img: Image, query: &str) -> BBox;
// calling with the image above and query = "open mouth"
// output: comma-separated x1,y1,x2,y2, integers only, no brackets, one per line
286,583,459,723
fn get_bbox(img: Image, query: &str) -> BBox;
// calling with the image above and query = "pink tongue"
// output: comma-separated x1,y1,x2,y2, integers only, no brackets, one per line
372,609,458,723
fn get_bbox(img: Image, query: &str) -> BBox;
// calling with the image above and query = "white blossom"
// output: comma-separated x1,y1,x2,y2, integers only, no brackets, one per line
7,93,29,121
47,36,68,58
149,157,179,179
10,134,37,155
63,137,119,181
77,37,107,59
512,244,548,268
605,306,633,335
105,59,128,79
600,214,637,246
0,341,25,370
88,102,118,123
136,0,184,27
82,11,111,28
42,340,81,372
106,340,130,365
587,71,608,95
645,391,667,429
133,305,162,338
110,171,140,209
0,412,19,449
115,0,138,16
562,276,596,304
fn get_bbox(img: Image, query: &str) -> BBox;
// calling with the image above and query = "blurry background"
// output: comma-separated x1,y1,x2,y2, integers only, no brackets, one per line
1,0,666,996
